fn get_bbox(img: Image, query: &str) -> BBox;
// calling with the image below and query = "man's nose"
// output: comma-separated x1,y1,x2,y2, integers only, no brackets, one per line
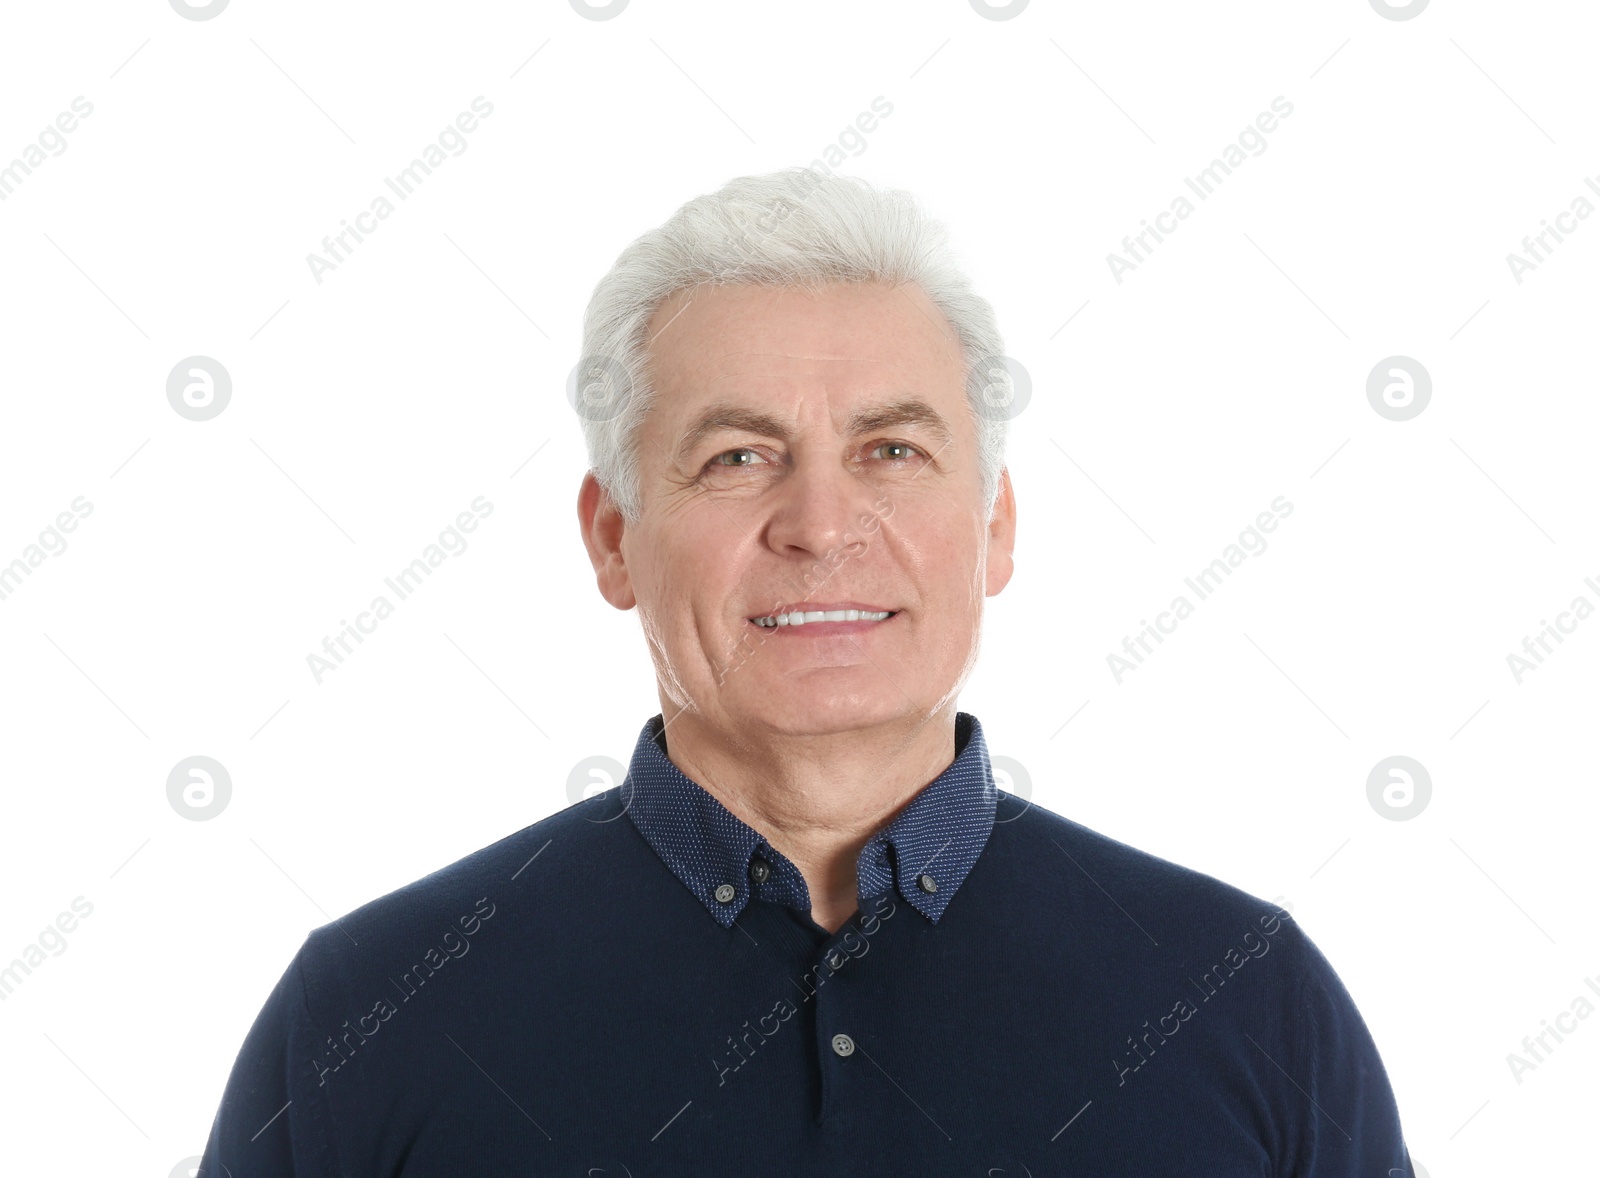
761,453,874,561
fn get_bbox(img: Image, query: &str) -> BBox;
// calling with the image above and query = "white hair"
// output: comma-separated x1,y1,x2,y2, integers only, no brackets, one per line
574,167,1010,525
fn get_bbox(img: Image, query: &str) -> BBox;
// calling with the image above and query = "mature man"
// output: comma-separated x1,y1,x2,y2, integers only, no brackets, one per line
200,170,1415,1175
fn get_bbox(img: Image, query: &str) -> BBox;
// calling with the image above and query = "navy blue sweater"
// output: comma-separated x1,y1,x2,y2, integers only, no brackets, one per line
199,713,1413,1176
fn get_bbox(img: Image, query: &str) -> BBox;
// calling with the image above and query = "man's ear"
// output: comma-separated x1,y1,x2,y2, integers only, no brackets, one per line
578,471,637,610
985,466,1016,598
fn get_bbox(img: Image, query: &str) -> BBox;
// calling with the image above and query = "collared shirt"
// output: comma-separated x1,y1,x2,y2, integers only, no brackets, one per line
623,710,996,930
199,711,1417,1177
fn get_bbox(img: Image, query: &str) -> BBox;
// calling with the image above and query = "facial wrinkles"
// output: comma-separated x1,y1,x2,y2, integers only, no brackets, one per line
634,580,685,705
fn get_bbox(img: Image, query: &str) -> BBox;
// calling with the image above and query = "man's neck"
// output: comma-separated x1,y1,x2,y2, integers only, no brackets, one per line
655,704,960,933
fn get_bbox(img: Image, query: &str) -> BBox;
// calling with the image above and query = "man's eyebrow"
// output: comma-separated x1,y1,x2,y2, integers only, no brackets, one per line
843,399,954,447
674,398,955,467
674,405,791,468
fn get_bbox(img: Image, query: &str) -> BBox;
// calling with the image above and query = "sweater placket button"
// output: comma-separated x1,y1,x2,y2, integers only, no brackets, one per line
830,1033,855,1058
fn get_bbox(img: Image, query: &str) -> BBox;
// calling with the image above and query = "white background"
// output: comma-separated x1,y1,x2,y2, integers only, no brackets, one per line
1,1,1595,1173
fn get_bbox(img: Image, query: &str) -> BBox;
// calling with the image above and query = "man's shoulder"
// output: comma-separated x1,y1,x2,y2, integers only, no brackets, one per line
304,789,633,955
994,796,1293,944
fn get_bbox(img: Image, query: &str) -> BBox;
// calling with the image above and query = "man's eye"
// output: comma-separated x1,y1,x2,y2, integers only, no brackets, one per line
872,441,925,462
708,447,765,469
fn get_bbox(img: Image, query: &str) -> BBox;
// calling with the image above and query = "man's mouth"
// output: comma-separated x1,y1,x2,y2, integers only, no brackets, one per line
747,603,899,629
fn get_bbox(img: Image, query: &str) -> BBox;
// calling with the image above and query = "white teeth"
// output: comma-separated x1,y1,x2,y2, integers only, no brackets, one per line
752,609,892,628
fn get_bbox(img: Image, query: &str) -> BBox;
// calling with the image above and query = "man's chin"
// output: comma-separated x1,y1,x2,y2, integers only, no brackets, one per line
728,687,912,737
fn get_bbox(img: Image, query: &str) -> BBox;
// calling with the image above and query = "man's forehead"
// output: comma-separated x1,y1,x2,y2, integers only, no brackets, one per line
640,283,967,453
654,354,965,438
691,348,928,384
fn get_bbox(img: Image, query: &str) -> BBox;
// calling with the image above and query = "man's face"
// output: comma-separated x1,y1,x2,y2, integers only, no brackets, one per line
581,280,1015,738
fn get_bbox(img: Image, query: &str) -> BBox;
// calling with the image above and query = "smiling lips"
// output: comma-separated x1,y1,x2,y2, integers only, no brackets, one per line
748,601,899,630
